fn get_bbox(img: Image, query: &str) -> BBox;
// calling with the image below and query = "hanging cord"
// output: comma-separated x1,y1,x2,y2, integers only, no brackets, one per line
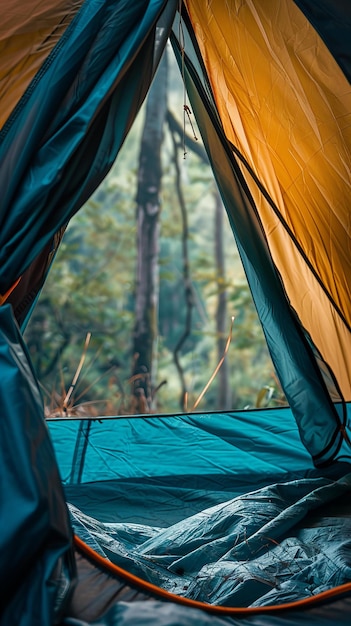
178,0,197,158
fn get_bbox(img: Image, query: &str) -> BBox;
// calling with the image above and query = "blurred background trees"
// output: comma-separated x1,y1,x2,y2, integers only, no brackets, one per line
24,46,286,416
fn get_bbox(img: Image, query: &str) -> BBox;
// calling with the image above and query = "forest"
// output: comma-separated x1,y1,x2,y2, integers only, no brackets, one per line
24,47,287,417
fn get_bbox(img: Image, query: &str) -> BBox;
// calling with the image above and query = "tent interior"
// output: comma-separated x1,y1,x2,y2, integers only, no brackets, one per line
1,1,351,625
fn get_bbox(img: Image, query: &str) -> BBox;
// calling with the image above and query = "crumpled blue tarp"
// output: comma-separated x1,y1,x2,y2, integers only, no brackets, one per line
69,472,351,607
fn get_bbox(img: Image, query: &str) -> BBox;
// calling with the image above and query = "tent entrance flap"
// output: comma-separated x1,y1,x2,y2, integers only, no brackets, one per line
0,305,74,624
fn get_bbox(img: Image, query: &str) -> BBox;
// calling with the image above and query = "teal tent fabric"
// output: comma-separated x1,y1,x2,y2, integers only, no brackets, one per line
0,305,74,625
49,409,316,489
68,474,351,606
64,595,351,626
0,0,176,310
48,413,351,621
294,0,351,82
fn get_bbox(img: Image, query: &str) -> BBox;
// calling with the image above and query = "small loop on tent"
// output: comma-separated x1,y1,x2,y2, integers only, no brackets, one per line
0,276,21,305
340,424,351,447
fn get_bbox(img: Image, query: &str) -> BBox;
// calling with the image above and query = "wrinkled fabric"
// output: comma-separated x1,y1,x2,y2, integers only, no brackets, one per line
49,409,316,488
183,0,351,399
68,473,351,607
171,3,351,463
0,305,74,625
0,0,176,303
62,595,351,626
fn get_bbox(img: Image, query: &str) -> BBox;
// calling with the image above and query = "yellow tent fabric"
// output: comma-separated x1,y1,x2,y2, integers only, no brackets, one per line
184,0,351,398
0,1,83,130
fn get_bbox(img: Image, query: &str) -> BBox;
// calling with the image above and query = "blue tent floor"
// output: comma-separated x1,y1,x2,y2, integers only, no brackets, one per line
63,593,351,626
66,468,351,606
48,409,351,623
63,468,351,625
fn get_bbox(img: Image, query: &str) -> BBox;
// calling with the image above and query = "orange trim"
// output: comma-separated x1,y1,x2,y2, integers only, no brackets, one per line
0,277,21,305
74,535,351,615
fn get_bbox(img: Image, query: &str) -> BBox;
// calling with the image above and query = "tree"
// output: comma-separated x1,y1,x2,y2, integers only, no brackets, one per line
168,113,194,411
23,183,138,415
214,187,232,410
132,51,168,411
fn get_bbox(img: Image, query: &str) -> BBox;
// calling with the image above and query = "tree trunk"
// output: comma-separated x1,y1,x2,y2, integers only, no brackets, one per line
132,52,168,411
214,188,232,410
169,121,194,412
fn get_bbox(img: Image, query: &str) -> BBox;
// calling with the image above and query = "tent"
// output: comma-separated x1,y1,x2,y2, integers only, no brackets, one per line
1,0,351,624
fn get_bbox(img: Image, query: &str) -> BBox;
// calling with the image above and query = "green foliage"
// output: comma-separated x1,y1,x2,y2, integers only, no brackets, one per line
25,172,138,414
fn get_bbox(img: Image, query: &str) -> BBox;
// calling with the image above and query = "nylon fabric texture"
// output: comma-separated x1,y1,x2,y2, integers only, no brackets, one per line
183,0,351,399
0,0,176,299
0,305,74,625
171,15,348,463
67,474,351,607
